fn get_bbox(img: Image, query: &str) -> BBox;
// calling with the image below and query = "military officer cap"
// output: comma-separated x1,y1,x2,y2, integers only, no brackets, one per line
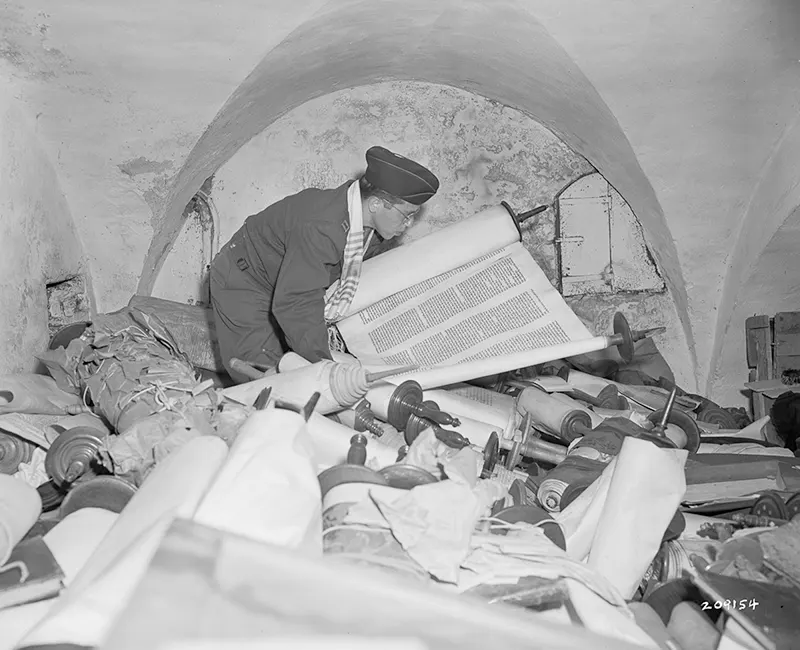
364,146,440,205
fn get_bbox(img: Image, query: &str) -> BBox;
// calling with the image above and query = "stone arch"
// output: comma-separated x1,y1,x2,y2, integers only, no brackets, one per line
709,113,800,400
137,0,694,374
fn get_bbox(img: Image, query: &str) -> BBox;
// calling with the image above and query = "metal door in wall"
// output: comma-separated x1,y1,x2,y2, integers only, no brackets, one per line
557,174,613,296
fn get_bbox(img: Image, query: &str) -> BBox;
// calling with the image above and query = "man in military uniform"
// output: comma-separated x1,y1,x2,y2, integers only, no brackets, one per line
210,146,440,384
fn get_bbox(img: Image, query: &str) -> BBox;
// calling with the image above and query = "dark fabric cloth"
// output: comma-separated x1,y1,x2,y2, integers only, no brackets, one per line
771,391,800,452
364,146,439,205
209,181,380,382
209,237,286,383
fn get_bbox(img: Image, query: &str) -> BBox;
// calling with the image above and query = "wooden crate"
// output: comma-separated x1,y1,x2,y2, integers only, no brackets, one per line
746,312,800,419
774,312,800,383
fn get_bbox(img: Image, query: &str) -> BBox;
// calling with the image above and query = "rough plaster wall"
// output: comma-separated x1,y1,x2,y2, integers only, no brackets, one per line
711,205,800,405
709,115,800,404
0,93,86,373
155,81,689,385
0,0,330,315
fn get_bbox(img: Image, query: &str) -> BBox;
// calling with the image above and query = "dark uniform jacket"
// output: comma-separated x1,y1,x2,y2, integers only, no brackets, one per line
233,180,380,362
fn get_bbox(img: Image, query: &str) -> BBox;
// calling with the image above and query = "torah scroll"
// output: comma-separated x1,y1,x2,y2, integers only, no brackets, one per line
334,206,598,389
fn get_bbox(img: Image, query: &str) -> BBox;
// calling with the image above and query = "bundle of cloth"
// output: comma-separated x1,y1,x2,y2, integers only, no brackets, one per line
38,308,248,485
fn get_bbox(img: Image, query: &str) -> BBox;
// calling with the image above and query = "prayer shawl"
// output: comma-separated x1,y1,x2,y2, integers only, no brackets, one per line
324,181,374,353
323,181,374,323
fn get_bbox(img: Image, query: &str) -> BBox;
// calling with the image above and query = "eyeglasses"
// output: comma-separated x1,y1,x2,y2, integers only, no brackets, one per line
384,201,419,225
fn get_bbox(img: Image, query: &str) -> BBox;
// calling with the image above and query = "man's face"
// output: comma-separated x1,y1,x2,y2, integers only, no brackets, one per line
370,198,420,240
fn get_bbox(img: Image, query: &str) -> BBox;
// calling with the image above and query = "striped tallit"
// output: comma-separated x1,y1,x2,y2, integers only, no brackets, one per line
324,180,374,323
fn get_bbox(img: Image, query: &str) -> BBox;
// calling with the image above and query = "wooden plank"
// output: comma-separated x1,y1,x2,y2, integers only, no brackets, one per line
774,336,800,357
774,313,800,371
746,315,771,367
750,316,772,380
775,354,800,382
774,312,800,335
746,315,773,419
748,370,764,420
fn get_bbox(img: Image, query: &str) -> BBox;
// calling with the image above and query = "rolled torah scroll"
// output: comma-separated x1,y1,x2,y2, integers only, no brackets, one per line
516,388,595,443
224,360,365,413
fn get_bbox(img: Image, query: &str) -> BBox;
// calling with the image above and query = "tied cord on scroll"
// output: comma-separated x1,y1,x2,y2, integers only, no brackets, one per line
332,206,595,386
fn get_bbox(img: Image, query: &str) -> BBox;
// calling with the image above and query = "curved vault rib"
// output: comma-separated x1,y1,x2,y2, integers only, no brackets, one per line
137,0,695,376
708,113,800,393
